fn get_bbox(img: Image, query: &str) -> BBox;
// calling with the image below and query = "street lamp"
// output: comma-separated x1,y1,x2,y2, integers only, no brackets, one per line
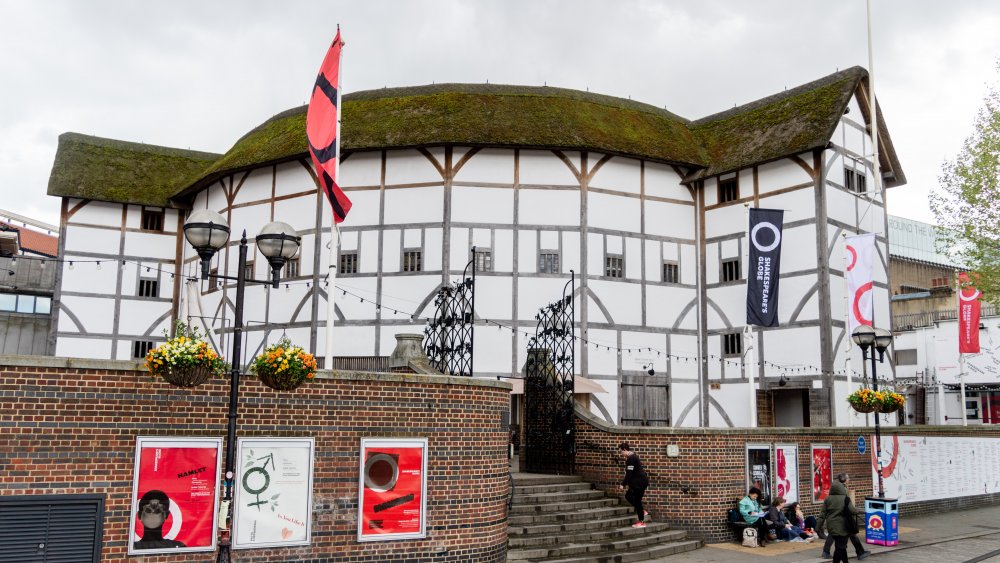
182,210,301,562
851,325,893,498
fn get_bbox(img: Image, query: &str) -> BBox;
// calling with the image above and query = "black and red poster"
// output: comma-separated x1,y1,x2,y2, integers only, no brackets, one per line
357,438,428,541
128,437,222,555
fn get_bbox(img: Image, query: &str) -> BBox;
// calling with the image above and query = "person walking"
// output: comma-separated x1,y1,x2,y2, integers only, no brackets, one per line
821,473,870,560
819,472,863,563
618,442,649,528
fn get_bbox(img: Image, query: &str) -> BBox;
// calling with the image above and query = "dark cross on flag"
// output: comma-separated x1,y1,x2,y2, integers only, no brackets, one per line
307,28,352,223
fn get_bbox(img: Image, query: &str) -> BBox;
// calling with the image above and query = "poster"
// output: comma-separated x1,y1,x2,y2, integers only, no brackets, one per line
128,437,221,556
875,435,1000,502
775,444,799,504
812,444,833,502
745,444,771,506
358,438,428,541
233,438,315,549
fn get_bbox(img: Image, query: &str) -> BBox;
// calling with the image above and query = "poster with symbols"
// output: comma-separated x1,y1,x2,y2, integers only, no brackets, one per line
233,438,315,549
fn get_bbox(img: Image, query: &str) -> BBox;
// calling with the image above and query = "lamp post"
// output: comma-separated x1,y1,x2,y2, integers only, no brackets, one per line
183,209,301,562
851,324,893,498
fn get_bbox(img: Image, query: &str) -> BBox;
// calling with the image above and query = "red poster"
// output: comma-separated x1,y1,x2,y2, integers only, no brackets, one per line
958,272,982,354
129,437,221,555
812,445,833,502
358,438,427,541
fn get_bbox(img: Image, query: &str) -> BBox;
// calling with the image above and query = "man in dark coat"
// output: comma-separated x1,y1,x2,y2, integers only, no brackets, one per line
820,474,869,560
618,442,649,528
818,473,863,562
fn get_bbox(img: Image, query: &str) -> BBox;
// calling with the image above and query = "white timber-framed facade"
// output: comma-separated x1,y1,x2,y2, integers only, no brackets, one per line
46,67,906,428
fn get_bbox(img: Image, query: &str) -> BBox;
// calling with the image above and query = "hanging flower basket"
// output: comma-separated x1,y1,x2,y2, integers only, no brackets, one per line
878,392,906,414
846,389,879,414
249,338,317,391
145,321,228,388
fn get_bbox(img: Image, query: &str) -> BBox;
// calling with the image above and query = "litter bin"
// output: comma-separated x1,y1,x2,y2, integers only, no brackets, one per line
864,497,898,546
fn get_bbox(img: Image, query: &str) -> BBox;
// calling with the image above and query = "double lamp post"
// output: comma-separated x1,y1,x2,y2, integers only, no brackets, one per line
182,209,301,562
850,324,893,499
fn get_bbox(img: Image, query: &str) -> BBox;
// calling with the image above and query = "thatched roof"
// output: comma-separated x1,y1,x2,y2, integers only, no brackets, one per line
47,66,905,207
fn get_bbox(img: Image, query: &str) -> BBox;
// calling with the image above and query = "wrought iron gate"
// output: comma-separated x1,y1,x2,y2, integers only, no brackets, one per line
421,249,476,377
524,273,576,474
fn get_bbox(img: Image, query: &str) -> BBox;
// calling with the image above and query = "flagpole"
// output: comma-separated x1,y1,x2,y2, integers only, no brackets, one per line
867,0,881,203
843,232,853,427
325,28,343,370
956,271,967,426
744,203,757,428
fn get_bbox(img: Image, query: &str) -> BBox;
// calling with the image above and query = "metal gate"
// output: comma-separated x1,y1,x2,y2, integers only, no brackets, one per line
524,274,575,474
0,494,104,563
422,248,477,377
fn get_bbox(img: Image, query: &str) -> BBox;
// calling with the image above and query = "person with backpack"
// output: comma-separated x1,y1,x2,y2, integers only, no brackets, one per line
820,474,870,560
818,472,863,562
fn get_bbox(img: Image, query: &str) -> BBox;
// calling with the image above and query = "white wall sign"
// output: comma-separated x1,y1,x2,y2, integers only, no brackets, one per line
233,438,315,549
876,435,1000,502
775,444,799,504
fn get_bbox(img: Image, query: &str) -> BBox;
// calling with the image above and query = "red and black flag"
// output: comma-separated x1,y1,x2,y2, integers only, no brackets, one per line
307,28,352,223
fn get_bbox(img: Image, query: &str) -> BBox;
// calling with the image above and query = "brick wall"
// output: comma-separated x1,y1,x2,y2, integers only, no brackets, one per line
0,357,510,562
573,410,1000,543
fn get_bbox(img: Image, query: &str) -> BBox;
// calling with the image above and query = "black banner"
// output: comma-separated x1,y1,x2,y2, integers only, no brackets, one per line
746,208,784,327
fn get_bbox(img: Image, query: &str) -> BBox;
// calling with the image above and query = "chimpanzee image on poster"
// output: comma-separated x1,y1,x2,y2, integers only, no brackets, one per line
128,437,222,556
358,438,428,541
746,444,772,506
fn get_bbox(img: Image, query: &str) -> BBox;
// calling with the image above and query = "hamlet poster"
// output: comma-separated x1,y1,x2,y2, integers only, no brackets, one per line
128,437,221,556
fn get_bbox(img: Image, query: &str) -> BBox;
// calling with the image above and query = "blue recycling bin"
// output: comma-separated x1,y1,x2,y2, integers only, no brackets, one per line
864,497,898,546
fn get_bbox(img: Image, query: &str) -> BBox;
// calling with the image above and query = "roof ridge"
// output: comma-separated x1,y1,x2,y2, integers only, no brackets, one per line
58,132,222,160
691,66,866,126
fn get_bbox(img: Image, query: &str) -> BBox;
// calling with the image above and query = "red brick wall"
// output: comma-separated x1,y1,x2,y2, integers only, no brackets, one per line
0,358,510,562
574,410,1000,543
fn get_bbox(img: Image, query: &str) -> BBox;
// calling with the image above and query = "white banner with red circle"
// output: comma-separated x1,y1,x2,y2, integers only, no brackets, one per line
845,233,876,333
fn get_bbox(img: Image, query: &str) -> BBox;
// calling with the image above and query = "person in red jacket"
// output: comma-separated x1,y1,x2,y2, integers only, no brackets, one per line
618,442,650,528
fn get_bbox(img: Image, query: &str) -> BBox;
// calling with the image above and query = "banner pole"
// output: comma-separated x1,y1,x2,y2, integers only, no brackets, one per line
744,203,756,428
844,233,853,427
324,29,344,371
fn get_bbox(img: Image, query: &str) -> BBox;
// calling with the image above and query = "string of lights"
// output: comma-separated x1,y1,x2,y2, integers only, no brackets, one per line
7,254,879,379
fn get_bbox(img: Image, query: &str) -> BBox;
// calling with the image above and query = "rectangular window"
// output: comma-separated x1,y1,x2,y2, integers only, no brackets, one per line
0,293,15,311
539,251,560,274
843,167,855,192
138,278,159,298
34,296,51,314
721,258,741,282
605,254,624,278
133,340,155,359
243,260,254,281
15,295,34,313
284,258,300,279
844,167,867,194
403,250,422,272
339,252,358,275
141,209,165,232
723,333,743,357
474,249,493,272
894,349,918,366
662,262,679,284
718,177,739,203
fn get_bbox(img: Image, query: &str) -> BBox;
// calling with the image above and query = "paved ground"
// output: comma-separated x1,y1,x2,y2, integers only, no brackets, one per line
646,503,1000,562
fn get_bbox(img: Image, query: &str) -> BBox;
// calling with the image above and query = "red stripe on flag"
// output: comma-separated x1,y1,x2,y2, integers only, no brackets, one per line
307,29,352,223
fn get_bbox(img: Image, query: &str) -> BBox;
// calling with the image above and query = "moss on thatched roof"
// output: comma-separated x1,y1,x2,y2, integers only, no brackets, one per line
49,67,902,206
47,133,220,207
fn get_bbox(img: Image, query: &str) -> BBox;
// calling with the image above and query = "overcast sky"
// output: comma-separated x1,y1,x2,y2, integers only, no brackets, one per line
3,0,999,228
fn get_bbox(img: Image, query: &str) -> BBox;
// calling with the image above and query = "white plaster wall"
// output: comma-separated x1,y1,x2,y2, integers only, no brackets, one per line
519,189,580,226
56,336,112,359
117,299,173,336
671,382,701,427
779,276,820,323
517,230,537,274
453,186,513,224
758,157,813,194
759,326,823,374
64,225,120,254
453,149,513,184
519,150,579,186
644,162,690,201
645,200,695,239
646,285,697,330
562,232,581,274
586,328,619,376
59,295,116,333
587,192,640,233
384,149,444,185
384,186,444,225
705,204,744,240
122,232,177,262
341,151,382,187
680,244,697,285
494,230,514,272
274,161,313,198
589,156,640,195
472,326,513,375
424,229,443,271
703,178,718,207
59,255,120,293
586,233,604,278
238,167,275,203
760,187,816,224
705,284,743,330
710,383,748,427
625,238,642,279
67,200,120,225
589,279,641,327
779,225,818,273
475,276,514,320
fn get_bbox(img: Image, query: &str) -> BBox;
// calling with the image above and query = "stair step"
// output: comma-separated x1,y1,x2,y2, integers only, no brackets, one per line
508,529,689,560
509,522,671,548
509,514,638,537
508,505,633,526
512,474,583,487
513,489,608,504
510,497,619,515
514,481,595,495
514,539,703,563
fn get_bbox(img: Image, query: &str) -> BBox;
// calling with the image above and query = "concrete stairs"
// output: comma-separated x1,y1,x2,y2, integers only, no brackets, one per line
507,473,702,562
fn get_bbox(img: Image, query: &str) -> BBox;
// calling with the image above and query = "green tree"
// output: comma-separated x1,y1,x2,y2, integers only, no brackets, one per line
930,72,1000,304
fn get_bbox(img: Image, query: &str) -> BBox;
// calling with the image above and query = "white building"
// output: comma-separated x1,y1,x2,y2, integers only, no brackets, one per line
46,67,905,428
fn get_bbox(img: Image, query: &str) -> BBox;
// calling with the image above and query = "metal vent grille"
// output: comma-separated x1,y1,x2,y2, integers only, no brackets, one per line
0,495,104,563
